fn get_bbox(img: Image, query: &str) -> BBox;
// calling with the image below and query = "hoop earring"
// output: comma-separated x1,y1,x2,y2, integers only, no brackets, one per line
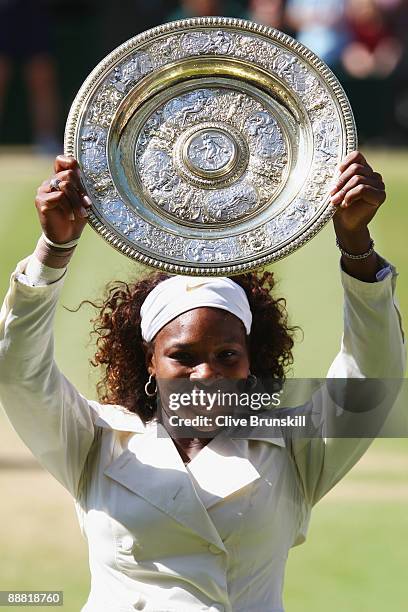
144,373,157,397
246,373,258,389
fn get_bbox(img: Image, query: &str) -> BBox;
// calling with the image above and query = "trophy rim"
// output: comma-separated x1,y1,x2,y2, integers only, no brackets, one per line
64,17,357,276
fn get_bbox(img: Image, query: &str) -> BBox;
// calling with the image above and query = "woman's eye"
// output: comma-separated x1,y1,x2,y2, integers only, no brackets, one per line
219,350,238,360
171,352,192,363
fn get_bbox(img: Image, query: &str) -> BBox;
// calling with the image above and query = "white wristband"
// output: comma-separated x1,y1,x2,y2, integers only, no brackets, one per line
24,254,67,286
41,232,80,249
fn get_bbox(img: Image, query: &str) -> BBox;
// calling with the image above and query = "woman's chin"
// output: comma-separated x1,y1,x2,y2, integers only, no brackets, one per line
191,423,221,434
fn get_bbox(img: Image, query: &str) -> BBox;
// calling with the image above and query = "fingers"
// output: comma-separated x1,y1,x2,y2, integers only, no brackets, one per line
59,182,85,215
338,184,386,209
40,157,92,222
54,155,79,174
338,151,372,174
34,156,91,243
37,180,90,221
53,155,88,197
35,191,83,222
331,174,385,206
45,169,84,195
331,163,383,195
330,150,385,208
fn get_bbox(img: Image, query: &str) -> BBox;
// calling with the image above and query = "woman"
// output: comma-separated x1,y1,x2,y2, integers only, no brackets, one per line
0,152,405,611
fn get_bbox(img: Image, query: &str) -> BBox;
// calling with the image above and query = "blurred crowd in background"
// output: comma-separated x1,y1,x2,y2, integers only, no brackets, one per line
0,0,407,152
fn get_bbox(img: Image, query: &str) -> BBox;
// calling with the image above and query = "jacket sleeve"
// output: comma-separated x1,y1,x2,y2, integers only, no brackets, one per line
290,259,406,518
0,256,96,498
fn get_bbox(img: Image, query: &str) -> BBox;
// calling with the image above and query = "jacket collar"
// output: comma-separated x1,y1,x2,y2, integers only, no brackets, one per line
91,401,286,446
93,403,285,549
92,402,147,433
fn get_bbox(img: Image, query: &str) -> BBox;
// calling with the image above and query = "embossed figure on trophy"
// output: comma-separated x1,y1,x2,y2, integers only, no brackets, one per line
286,199,312,227
226,93,246,123
179,91,212,127
247,111,274,137
204,183,258,222
189,133,234,172
154,36,180,61
138,112,168,149
92,173,116,198
306,81,329,113
239,227,273,253
111,54,153,93
316,120,340,162
100,200,140,238
81,127,107,171
152,166,177,193
155,123,177,145
142,150,179,194
201,31,234,54
187,242,231,263
88,87,123,128
246,112,285,158
170,193,201,222
273,54,306,92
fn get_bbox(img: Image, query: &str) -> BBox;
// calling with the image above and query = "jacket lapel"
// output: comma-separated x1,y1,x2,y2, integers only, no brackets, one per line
186,428,286,509
92,402,146,433
186,432,261,509
103,420,227,550
96,405,285,548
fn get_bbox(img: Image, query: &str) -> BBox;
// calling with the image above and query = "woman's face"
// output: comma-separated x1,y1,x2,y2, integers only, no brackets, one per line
145,307,251,432
146,306,250,380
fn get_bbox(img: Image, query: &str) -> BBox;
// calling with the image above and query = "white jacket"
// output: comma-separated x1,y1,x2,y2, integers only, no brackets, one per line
0,256,405,612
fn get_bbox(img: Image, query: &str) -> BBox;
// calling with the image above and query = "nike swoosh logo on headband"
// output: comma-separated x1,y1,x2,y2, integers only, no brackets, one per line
185,281,210,291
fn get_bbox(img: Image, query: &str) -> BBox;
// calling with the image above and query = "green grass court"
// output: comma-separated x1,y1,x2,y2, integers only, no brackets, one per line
0,149,407,611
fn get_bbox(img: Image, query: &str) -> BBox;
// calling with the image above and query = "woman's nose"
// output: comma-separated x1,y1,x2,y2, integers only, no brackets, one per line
190,361,220,381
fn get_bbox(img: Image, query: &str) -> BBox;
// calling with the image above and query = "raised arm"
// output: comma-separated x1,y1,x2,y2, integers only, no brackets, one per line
328,150,406,378
0,156,95,498
289,152,406,515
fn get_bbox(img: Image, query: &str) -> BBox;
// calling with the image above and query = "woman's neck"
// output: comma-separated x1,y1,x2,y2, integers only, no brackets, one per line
173,437,212,450
173,437,212,464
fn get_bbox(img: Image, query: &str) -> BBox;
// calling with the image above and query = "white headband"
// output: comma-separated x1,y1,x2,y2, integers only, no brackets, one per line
140,276,252,342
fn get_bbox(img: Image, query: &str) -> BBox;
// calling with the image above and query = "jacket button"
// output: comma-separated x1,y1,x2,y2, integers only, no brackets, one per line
208,543,222,554
133,594,146,610
121,535,134,552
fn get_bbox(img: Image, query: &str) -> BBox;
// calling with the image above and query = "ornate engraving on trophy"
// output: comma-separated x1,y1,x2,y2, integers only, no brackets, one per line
272,53,307,92
187,130,236,173
235,35,279,67
238,227,274,254
110,54,153,94
80,126,108,172
164,89,215,127
87,86,123,128
181,30,235,55
186,238,236,263
245,111,286,159
134,87,288,226
204,182,258,222
148,35,183,66
315,119,341,161
67,19,355,273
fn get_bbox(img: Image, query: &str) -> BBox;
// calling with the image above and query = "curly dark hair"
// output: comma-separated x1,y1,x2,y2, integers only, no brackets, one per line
73,270,298,424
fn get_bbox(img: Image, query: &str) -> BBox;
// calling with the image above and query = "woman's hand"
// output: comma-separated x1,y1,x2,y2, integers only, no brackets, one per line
35,155,92,244
330,151,386,282
330,150,386,234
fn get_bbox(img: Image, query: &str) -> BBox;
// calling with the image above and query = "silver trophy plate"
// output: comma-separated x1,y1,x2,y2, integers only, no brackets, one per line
65,17,357,275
